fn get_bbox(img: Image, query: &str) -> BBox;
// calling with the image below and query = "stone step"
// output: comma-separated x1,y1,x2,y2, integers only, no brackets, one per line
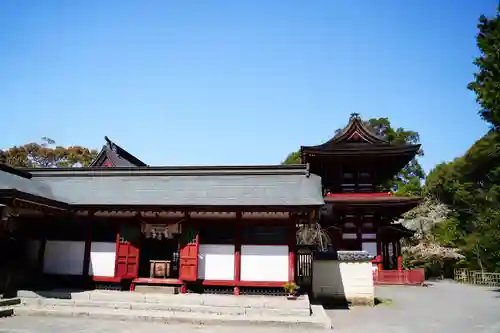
134,285,178,294
0,298,21,307
14,305,332,330
20,297,311,317
17,290,308,310
0,306,14,318
0,298,19,318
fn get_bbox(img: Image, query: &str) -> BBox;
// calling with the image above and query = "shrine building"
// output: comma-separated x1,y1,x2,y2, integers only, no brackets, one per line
0,114,421,295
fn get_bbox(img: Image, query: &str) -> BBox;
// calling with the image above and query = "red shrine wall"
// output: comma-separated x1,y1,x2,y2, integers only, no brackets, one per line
21,214,297,294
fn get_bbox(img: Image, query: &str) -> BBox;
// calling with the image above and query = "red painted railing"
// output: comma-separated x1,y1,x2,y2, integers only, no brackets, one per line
373,268,425,285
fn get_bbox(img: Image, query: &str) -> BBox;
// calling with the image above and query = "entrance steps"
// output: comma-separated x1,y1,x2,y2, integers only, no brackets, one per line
134,285,178,294
13,290,332,330
0,297,20,317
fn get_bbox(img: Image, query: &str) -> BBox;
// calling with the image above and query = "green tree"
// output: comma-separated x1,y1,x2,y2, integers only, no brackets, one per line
282,117,425,196
0,137,98,168
425,131,500,272
282,151,301,165
468,12,500,130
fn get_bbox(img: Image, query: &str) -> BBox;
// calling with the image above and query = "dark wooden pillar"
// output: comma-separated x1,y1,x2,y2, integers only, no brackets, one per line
37,236,47,276
82,217,92,280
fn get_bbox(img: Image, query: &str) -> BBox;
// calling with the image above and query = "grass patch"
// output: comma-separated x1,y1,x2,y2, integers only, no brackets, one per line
374,297,393,306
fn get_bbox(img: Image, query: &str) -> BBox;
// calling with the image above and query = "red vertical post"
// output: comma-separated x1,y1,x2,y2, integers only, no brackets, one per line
288,214,296,283
397,256,403,271
377,241,383,271
234,212,242,296
396,241,403,271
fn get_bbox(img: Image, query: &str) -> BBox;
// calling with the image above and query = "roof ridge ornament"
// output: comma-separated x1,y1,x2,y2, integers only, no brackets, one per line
350,112,360,120
104,136,118,153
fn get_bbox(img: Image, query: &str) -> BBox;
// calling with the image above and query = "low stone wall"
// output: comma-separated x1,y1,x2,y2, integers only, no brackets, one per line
312,251,374,306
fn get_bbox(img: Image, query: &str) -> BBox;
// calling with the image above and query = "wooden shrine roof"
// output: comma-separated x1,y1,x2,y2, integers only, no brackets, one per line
0,164,68,210
89,136,147,167
1,164,324,209
300,113,421,156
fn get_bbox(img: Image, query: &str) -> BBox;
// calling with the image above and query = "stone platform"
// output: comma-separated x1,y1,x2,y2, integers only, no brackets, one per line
0,297,20,317
14,290,332,330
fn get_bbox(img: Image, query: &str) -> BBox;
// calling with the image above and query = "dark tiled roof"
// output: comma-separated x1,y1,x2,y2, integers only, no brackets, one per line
25,165,324,207
300,114,420,155
0,165,58,201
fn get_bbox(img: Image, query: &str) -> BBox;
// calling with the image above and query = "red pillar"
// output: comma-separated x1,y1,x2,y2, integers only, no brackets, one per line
288,218,296,282
396,241,403,271
377,241,384,271
234,213,242,295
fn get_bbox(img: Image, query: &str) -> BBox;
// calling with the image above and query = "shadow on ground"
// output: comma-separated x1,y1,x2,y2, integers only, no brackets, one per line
309,296,350,310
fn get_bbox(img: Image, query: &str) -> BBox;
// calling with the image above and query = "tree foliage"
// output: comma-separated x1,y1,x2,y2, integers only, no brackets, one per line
468,13,500,130
0,137,98,168
282,117,425,195
282,151,301,165
399,200,464,269
421,11,500,273
425,131,500,272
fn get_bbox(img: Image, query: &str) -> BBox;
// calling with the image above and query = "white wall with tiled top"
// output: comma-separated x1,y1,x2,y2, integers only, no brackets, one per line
312,260,374,305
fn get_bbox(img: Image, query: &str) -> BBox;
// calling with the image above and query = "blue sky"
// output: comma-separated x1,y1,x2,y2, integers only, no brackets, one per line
0,0,496,173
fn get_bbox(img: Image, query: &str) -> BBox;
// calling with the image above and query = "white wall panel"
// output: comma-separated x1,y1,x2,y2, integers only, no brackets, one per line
43,241,85,275
89,242,116,277
240,245,288,282
197,244,235,280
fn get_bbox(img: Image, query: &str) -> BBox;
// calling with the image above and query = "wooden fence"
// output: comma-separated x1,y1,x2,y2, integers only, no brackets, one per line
454,268,500,287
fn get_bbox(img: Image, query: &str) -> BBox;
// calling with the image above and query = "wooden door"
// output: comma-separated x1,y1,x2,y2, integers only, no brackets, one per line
115,224,141,279
179,225,198,281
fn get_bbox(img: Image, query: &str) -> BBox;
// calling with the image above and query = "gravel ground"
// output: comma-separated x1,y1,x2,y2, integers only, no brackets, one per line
327,280,500,333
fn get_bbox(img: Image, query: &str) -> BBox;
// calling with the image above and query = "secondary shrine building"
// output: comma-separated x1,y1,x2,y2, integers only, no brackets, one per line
0,114,420,295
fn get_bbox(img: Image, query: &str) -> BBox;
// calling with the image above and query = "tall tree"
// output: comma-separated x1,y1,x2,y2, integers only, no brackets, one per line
282,117,425,195
425,131,500,272
0,137,98,168
468,12,500,130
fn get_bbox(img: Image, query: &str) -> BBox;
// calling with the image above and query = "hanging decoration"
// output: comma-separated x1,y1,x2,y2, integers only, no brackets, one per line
140,222,181,240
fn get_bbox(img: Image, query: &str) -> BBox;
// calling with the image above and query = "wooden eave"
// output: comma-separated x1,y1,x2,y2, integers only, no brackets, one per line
0,188,69,212
301,143,421,156
324,195,421,208
70,204,322,214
